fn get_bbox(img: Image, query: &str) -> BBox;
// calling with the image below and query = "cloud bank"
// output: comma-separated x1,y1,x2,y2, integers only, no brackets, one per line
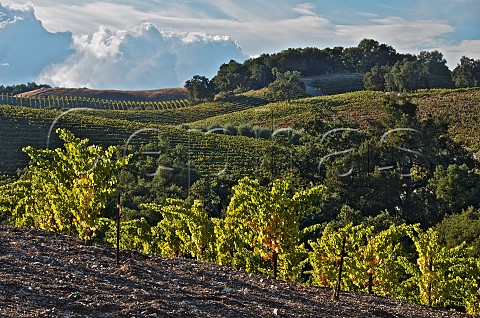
39,24,247,89
30,0,476,68
0,3,247,89
0,2,73,85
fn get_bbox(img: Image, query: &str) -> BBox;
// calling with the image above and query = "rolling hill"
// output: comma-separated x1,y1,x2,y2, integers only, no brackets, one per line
1,88,479,177
1,87,480,317
17,87,189,102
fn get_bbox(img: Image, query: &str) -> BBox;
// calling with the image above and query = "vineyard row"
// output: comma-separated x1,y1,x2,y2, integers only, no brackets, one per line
0,93,190,111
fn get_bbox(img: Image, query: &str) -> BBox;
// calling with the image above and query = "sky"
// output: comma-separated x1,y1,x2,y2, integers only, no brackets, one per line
0,0,479,89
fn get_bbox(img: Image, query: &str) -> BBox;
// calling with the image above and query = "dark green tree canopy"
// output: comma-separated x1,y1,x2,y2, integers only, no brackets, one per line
363,65,391,91
452,56,480,87
435,206,480,257
418,50,451,77
212,60,249,92
343,39,399,73
0,82,51,95
188,38,480,96
267,68,306,101
428,164,480,214
209,39,416,94
385,59,429,92
364,59,430,92
184,75,216,103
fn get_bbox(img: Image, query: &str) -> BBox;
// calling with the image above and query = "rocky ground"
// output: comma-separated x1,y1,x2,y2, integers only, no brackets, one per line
0,226,474,317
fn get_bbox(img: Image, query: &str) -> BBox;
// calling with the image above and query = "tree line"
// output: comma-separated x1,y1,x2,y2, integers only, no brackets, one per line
185,38,480,102
0,82,51,96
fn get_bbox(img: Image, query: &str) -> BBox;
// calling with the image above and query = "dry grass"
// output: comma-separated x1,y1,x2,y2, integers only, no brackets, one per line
18,87,189,102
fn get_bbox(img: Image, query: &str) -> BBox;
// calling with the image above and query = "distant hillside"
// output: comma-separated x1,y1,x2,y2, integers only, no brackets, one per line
18,87,189,102
0,98,271,175
2,88,479,175
188,88,480,153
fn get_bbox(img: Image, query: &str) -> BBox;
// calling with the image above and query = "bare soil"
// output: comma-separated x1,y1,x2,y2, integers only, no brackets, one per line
17,87,188,102
0,226,473,317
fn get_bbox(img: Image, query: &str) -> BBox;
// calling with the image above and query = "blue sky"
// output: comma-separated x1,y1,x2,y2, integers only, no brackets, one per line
1,0,479,89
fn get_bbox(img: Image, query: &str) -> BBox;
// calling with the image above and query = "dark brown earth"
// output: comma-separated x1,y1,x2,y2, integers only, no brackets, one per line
0,226,473,317
17,87,188,102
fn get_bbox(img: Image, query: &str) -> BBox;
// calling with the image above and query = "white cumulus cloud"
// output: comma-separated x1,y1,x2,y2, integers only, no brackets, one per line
0,2,247,89
39,23,247,89
0,2,73,84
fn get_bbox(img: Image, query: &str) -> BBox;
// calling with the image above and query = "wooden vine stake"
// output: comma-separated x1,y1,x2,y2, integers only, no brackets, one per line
116,192,121,265
272,251,278,279
428,256,433,307
368,271,373,294
333,236,347,301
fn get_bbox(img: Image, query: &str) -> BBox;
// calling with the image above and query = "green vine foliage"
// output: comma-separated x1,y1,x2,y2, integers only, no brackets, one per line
309,223,368,290
0,128,129,242
127,177,326,281
106,178,479,315
102,199,216,261
220,177,326,280
5,157,479,314
142,199,215,261
407,226,480,312
104,217,156,253
349,224,416,299
309,223,480,315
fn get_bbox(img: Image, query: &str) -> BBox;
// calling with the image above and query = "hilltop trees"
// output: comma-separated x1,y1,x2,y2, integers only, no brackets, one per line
191,39,478,98
213,60,250,92
184,75,216,104
363,65,391,91
245,57,275,89
452,56,480,87
342,39,398,73
267,68,306,101
206,39,404,96
364,58,429,92
183,39,479,99
386,58,429,92
0,82,51,96
418,50,451,77
323,46,345,73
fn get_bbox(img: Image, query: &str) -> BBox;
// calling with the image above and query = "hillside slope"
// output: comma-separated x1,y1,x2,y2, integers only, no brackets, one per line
17,87,189,102
0,226,474,318
1,88,479,177
188,88,480,152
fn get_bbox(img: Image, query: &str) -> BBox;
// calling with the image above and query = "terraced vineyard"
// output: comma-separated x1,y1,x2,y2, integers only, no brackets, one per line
0,93,190,111
189,90,387,129
95,95,269,126
189,88,480,152
0,104,281,179
1,88,479,177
